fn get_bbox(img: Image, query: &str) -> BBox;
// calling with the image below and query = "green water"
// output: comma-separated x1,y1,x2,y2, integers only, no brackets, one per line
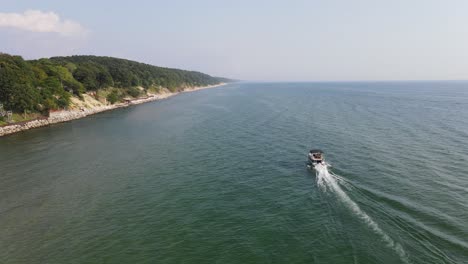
1,82,467,263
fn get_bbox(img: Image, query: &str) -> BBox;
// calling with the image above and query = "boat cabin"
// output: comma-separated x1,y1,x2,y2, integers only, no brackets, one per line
308,149,324,164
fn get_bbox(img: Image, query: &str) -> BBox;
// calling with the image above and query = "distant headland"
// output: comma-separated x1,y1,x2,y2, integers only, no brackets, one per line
0,53,232,136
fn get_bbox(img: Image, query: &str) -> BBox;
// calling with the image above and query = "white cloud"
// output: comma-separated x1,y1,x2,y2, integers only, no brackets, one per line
0,10,87,37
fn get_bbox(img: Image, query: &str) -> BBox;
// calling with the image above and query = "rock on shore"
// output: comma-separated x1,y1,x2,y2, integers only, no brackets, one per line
0,105,117,137
0,83,225,137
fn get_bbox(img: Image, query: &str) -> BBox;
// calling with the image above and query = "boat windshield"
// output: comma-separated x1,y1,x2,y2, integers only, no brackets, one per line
312,153,322,159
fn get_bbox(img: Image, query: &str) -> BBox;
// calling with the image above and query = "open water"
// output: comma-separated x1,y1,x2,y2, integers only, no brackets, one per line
1,82,468,263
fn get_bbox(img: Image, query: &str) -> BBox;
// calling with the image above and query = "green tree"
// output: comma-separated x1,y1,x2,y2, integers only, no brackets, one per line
0,52,230,116
107,90,120,104
0,54,40,112
126,87,140,97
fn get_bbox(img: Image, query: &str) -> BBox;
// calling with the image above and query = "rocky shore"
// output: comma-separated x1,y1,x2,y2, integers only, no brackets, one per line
0,83,225,137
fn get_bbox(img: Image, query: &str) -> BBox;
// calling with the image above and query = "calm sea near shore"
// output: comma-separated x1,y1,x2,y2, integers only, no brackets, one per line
1,82,467,263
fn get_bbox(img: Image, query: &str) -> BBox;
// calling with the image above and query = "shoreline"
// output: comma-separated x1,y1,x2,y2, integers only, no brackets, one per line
0,83,226,137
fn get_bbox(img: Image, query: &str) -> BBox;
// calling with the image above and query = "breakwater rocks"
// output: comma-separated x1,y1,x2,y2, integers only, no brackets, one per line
0,91,174,137
0,94,171,137
0,105,118,137
0,83,226,137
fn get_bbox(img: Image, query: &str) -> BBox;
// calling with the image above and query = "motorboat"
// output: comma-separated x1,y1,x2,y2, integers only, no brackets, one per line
308,149,324,166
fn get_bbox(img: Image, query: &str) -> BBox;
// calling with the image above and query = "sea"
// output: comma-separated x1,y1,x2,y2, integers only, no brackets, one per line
1,82,467,263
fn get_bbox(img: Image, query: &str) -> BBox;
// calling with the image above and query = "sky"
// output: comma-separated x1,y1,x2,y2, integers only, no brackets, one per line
1,0,467,81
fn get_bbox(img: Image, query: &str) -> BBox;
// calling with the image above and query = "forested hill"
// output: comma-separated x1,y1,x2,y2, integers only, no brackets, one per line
49,55,225,90
0,53,229,114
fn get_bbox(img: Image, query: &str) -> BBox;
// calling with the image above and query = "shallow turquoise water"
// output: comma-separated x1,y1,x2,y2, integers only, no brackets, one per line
1,82,468,263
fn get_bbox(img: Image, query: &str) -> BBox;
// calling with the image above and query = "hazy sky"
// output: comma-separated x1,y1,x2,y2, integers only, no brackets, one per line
1,0,467,81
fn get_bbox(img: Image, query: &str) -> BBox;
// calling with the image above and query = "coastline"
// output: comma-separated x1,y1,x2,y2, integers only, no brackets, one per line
0,83,226,137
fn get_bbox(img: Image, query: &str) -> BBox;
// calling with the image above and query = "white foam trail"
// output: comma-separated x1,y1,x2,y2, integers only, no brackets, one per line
314,163,410,263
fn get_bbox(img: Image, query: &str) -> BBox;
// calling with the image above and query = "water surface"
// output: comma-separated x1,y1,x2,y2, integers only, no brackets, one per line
1,82,468,263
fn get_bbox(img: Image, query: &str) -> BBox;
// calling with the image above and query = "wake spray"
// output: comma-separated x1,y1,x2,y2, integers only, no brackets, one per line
313,163,410,263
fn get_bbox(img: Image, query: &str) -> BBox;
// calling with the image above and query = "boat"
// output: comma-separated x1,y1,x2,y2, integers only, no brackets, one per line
308,149,324,166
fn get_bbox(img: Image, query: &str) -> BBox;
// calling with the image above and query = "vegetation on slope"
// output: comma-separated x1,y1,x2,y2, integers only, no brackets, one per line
0,53,228,119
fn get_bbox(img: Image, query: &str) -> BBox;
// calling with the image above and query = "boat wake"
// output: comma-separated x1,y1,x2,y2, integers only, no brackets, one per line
314,163,411,263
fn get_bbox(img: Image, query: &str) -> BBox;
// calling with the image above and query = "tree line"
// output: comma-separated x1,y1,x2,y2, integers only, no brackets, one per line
0,53,229,114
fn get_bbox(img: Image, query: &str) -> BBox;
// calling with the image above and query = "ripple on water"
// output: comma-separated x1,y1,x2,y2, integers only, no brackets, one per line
1,82,468,263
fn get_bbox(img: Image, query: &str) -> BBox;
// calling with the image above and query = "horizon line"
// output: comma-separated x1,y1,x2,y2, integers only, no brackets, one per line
238,79,468,83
